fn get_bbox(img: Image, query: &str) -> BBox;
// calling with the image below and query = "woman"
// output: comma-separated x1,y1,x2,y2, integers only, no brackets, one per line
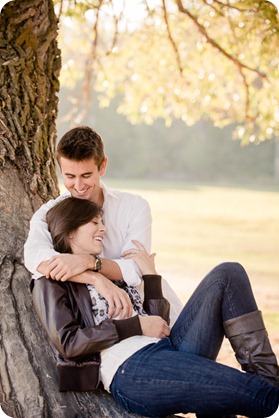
32,197,279,418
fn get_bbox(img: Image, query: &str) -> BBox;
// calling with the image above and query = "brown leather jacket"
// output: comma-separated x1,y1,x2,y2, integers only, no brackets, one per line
31,275,170,392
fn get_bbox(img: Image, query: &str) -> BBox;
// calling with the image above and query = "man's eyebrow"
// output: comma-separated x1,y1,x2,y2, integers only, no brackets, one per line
64,171,93,176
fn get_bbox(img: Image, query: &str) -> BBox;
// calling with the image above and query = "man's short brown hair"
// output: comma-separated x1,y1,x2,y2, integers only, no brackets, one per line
57,126,105,169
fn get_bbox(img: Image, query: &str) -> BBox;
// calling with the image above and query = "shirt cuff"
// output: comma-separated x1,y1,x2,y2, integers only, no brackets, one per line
113,258,142,286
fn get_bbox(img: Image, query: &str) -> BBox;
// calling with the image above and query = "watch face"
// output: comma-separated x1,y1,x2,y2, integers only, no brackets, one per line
95,258,102,271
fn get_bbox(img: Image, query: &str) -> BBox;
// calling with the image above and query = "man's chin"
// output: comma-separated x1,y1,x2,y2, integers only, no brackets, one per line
72,191,91,200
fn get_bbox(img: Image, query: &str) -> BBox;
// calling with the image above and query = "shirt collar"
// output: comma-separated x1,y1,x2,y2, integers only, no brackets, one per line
100,180,119,206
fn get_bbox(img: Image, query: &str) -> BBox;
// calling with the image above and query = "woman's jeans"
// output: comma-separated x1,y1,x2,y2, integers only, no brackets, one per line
110,262,279,418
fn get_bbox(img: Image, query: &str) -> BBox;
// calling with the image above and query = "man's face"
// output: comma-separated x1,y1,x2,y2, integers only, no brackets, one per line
59,156,107,202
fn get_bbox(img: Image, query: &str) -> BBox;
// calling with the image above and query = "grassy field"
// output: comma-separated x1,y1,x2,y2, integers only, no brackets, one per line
104,178,279,334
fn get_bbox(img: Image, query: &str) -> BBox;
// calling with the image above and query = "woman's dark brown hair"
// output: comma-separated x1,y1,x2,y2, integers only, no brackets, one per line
46,197,103,254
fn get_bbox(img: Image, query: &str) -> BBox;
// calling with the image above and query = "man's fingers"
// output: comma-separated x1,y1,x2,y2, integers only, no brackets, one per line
112,290,133,318
106,296,115,318
49,267,63,281
93,276,134,319
112,296,123,318
60,273,70,282
49,265,69,281
121,291,133,318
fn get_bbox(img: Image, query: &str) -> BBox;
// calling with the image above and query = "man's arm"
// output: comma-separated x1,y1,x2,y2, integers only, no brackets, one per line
39,253,123,282
38,261,133,319
24,194,124,281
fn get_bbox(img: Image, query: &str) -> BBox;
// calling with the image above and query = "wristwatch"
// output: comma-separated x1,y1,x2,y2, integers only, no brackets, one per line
92,255,102,272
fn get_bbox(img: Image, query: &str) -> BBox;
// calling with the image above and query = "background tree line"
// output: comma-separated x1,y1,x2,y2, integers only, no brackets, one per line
58,88,276,183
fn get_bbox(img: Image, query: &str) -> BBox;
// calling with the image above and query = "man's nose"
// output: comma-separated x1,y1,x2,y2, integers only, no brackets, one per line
74,178,84,190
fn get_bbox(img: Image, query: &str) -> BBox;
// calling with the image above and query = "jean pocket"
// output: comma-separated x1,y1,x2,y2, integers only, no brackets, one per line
116,390,155,417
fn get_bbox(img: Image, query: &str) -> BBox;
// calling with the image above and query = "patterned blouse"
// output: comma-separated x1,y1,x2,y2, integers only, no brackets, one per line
86,281,147,325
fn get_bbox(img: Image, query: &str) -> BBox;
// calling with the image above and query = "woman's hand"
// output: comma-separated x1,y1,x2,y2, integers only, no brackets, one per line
139,316,170,339
121,240,157,276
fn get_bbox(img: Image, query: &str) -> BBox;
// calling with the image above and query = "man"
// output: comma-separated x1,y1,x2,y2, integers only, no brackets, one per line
24,126,182,323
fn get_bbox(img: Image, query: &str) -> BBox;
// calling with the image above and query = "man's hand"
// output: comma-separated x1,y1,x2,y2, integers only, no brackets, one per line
38,254,94,281
139,316,170,339
92,273,133,319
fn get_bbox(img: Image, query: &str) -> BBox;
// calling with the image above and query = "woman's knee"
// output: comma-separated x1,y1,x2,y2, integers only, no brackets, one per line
217,261,248,278
212,262,249,285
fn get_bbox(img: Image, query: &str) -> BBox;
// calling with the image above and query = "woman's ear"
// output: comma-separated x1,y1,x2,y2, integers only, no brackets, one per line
68,232,74,240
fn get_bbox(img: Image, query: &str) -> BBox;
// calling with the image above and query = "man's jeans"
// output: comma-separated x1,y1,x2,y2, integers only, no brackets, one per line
110,262,279,417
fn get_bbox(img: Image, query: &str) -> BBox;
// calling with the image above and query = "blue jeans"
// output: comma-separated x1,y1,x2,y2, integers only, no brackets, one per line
110,262,279,417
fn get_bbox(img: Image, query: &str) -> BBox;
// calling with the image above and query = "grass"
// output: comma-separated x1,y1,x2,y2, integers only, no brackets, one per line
104,178,279,333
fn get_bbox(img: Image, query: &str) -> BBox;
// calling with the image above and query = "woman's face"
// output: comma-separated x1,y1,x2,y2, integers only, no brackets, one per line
69,215,106,255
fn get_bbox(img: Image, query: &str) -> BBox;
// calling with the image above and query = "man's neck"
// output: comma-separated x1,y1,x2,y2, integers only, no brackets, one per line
93,186,104,208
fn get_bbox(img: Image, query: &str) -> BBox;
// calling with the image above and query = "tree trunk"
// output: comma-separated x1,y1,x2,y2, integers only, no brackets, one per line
0,2,175,417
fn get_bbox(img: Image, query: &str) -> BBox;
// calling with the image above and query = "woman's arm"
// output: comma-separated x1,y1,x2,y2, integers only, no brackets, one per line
142,274,170,324
121,240,170,324
32,277,142,360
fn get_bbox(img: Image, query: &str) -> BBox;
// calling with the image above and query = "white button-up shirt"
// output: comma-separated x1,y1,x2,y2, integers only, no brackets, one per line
24,181,151,286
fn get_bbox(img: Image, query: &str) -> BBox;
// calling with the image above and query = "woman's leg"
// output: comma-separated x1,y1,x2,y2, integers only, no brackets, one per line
111,263,279,417
110,339,279,418
169,261,279,387
170,262,258,359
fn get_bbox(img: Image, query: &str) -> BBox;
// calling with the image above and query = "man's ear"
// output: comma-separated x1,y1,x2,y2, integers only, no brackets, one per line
99,156,108,176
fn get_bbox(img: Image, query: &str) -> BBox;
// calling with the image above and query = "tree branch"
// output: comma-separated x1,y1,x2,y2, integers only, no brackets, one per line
239,66,251,122
175,0,267,79
162,0,183,75
57,0,64,22
105,0,122,57
200,0,226,17
82,1,104,112
205,0,255,13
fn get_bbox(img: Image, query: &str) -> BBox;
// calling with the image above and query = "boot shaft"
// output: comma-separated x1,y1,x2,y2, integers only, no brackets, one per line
223,310,279,387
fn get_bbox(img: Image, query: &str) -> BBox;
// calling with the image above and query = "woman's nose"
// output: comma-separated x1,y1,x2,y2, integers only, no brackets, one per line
100,225,107,234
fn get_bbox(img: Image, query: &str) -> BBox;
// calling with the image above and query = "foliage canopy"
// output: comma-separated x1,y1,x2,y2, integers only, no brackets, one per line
56,0,279,144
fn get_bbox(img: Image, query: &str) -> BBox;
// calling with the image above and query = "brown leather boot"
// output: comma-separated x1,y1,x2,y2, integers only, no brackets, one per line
223,310,279,387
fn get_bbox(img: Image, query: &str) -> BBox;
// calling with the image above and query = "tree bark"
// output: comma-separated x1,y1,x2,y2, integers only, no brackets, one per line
0,2,175,417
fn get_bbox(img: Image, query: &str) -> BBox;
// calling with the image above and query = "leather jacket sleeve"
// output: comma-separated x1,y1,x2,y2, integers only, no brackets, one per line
142,274,170,324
